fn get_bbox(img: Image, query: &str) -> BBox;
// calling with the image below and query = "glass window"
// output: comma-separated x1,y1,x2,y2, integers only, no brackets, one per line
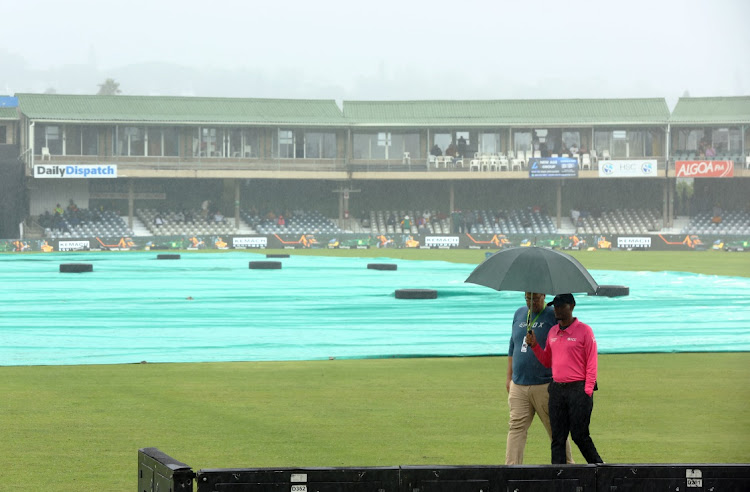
562,131,580,151
391,133,421,159
676,129,703,152
117,127,144,156
66,126,82,155
305,132,337,159
727,128,741,153
432,133,451,155
146,128,162,156
278,129,294,158
513,130,532,153
711,127,741,154
44,125,62,154
162,127,178,156
203,128,218,157
82,126,99,155
594,130,611,156
243,129,259,157
628,130,645,157
478,132,501,154
352,133,374,159
131,127,145,156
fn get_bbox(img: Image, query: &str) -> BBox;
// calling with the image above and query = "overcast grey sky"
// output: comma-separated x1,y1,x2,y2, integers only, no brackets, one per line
3,0,749,105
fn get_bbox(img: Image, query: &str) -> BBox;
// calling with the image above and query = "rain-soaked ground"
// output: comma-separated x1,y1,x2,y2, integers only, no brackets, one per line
1,252,748,365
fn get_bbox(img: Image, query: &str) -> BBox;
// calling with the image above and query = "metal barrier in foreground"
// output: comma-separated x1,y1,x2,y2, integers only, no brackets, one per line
138,447,750,492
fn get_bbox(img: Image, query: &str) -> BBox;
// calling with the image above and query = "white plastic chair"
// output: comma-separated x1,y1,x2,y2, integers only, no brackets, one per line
602,149,611,160
581,154,592,170
402,152,411,165
469,159,481,172
42,147,51,161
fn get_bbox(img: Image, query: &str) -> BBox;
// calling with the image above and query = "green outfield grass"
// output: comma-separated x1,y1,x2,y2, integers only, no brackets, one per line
2,354,749,491
256,248,750,277
1,249,748,490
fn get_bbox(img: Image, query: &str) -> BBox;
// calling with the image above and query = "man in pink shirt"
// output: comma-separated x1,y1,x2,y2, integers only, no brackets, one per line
526,293,604,464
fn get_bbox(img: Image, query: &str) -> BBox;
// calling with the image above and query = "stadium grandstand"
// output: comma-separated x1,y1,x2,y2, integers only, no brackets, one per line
0,93,748,251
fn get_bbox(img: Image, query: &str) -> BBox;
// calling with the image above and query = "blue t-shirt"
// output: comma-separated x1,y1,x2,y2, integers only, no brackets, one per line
508,305,556,385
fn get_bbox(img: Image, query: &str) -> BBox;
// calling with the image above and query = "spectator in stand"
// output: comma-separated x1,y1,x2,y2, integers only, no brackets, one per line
451,210,464,233
569,143,579,155
445,141,458,160
54,204,64,216
457,136,468,157
400,215,412,232
277,215,286,226
705,144,716,158
430,144,443,157
153,214,164,228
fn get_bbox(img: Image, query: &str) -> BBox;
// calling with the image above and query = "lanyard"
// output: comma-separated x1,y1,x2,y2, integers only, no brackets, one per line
526,308,543,333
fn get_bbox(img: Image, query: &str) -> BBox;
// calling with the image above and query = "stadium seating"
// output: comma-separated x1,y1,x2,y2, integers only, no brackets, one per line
682,210,750,236
575,209,660,235
45,209,133,239
137,208,238,236
250,210,341,235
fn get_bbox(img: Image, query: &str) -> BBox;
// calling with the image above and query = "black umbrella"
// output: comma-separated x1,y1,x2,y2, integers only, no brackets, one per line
465,246,599,295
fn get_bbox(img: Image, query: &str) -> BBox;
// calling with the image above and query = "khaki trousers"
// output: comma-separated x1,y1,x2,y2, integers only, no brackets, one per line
505,381,574,464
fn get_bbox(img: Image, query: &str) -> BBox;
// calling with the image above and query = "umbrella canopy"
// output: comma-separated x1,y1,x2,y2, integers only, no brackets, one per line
465,246,599,295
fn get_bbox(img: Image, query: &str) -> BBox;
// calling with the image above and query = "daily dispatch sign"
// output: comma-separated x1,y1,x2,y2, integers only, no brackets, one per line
529,157,578,178
34,164,117,178
675,160,734,178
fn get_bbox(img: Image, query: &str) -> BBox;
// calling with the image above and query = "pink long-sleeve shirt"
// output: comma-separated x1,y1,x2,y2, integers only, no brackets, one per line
531,318,598,396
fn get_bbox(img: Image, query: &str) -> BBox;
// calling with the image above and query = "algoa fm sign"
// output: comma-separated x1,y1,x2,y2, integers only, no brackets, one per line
675,160,734,178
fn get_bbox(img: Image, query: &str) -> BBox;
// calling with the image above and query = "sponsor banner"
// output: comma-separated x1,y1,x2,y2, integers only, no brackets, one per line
34,164,118,178
599,160,658,178
529,157,578,178
425,236,460,248
232,237,268,249
58,240,90,252
617,236,652,249
2,233,745,252
675,160,734,178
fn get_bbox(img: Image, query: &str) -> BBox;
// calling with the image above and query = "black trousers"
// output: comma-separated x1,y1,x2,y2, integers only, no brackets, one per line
548,381,603,464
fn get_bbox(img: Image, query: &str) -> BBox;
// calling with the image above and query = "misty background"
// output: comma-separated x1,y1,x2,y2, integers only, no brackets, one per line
3,0,749,107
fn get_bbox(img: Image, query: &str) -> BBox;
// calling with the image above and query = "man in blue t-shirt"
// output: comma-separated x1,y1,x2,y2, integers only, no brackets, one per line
505,292,573,464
